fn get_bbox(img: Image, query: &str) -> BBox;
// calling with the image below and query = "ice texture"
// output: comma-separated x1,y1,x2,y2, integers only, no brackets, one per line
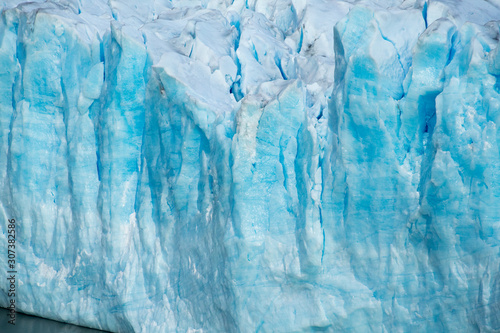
1,0,500,332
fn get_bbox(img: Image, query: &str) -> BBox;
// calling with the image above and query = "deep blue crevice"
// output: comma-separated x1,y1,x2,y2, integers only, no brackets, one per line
230,79,243,101
96,147,101,182
297,27,303,53
422,1,428,28
446,31,459,67
274,54,287,80
250,41,259,62
316,108,323,120
229,15,243,101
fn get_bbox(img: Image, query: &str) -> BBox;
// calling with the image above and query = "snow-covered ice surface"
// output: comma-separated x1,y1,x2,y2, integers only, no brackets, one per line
1,0,500,331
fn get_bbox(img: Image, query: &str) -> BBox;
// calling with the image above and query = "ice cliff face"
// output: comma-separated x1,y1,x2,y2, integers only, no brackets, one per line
1,0,500,332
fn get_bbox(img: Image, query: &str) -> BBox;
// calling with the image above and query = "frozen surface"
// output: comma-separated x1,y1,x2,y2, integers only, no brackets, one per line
1,0,500,332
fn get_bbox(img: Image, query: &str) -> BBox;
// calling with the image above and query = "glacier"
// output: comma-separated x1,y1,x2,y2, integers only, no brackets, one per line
1,0,500,331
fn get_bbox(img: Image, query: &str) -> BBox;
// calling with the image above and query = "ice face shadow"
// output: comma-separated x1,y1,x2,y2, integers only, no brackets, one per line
0,308,109,333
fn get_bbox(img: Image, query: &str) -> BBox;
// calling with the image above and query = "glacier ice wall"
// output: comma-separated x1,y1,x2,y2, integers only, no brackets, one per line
1,0,500,332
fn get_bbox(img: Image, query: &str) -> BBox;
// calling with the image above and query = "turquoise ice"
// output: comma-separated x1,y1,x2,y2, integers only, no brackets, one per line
1,0,500,332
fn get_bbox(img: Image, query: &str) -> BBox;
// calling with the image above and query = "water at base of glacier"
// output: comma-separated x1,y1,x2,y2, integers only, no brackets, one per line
0,308,108,333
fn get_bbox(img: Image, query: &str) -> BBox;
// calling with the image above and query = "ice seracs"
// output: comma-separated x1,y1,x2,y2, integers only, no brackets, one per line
1,0,500,332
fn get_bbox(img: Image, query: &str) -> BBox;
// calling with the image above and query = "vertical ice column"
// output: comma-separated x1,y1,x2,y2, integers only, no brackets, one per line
96,23,148,331
0,9,18,217
0,8,106,328
396,18,457,330
325,7,424,330
229,80,332,331
410,22,500,331
141,56,238,331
